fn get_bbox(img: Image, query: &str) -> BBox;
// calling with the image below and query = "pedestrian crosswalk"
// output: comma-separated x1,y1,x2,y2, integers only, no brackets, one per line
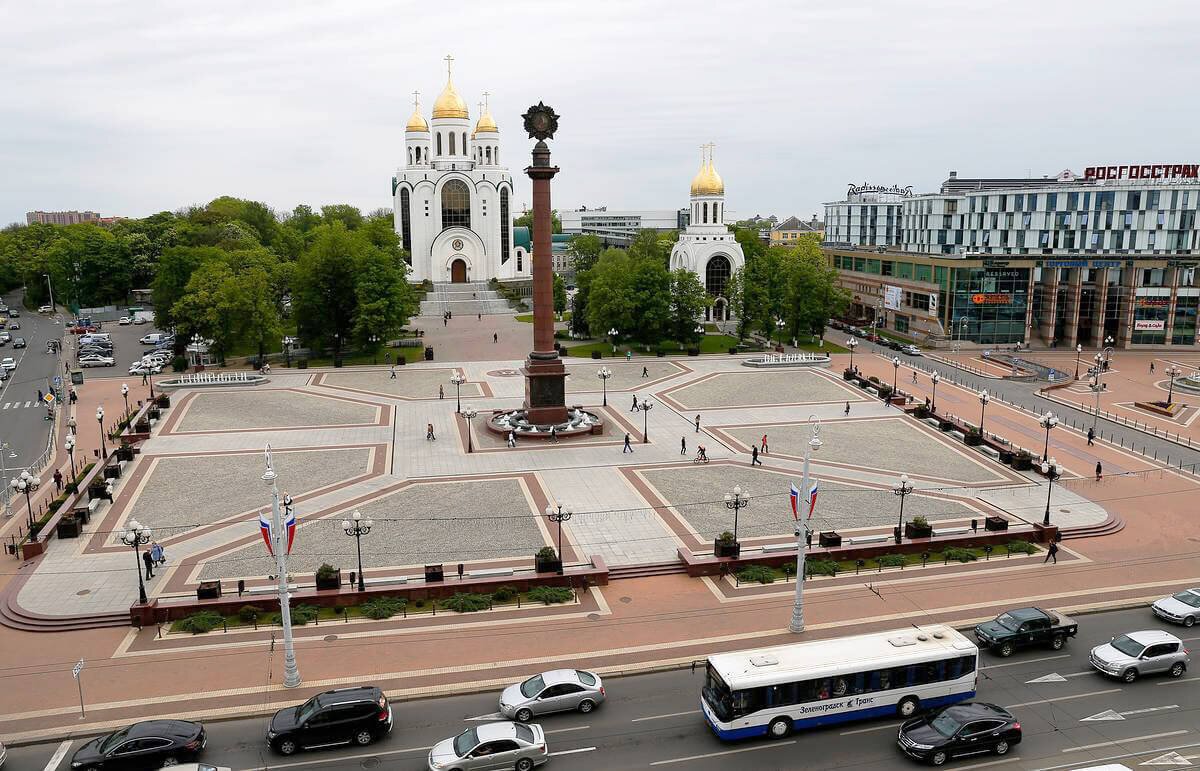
1,401,35,409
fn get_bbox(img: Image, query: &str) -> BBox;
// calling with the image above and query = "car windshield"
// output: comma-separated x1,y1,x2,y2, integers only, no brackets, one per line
1110,634,1145,657
1173,592,1200,608
296,695,320,724
453,728,478,757
929,711,963,738
514,724,534,743
994,613,1020,631
701,664,734,722
520,675,545,698
575,670,596,686
100,727,132,752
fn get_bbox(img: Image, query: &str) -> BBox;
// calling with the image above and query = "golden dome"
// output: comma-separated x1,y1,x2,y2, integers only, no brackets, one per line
432,77,469,119
406,106,428,132
691,160,724,196
474,109,498,133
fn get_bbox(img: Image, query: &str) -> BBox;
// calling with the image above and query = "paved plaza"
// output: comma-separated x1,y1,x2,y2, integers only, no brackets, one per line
662,369,865,409
318,367,487,400
170,389,381,432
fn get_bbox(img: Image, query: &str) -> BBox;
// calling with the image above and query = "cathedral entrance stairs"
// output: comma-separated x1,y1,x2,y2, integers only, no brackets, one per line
419,281,516,316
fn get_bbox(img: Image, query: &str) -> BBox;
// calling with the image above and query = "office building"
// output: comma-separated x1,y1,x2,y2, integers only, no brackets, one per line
26,210,102,226
560,207,688,246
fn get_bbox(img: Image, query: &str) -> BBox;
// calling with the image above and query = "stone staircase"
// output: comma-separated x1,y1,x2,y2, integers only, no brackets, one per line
418,282,515,317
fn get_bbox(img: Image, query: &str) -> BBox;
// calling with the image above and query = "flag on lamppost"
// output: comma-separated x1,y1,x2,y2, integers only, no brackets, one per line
789,483,800,520
284,504,296,555
807,481,819,520
259,507,299,556
259,511,274,556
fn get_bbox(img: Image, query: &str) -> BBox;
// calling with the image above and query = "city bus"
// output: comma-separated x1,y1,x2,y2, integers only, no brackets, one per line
701,624,978,740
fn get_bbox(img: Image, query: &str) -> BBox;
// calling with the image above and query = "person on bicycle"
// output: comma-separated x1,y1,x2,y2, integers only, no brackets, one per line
696,445,708,462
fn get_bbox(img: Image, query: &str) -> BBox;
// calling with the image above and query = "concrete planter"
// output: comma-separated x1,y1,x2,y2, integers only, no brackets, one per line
714,541,741,558
818,531,842,548
904,522,933,539
315,569,342,590
985,516,1009,532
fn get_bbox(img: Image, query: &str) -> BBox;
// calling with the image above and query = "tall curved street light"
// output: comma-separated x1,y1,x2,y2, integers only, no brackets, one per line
893,474,914,544
12,471,34,532
891,357,900,400
930,371,940,412
597,367,612,407
1074,343,1082,380
1039,411,1058,462
449,373,466,414
121,384,130,417
65,434,77,485
121,519,152,605
1166,365,1182,405
775,318,786,347
846,338,858,371
1089,376,1105,431
640,398,652,443
263,446,300,688
790,416,822,634
978,390,990,436
1040,458,1061,527
1103,336,1114,369
342,510,373,592
723,485,749,546
545,503,572,575
96,406,107,459
463,407,478,453
608,328,618,354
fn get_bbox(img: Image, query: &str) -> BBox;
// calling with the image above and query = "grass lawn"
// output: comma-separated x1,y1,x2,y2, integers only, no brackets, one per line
516,312,571,323
299,346,425,367
564,334,747,357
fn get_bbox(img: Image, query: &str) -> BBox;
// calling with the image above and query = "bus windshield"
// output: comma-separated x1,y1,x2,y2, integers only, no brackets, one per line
702,664,734,722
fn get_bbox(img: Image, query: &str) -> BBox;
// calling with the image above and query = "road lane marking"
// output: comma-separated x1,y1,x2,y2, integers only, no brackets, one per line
1032,740,1200,770
546,725,590,734
464,711,504,721
552,747,596,756
1004,687,1121,709
650,740,797,766
1026,673,1068,683
1063,731,1189,753
981,654,1070,670
241,745,431,770
44,740,72,771
632,710,701,722
1158,676,1200,685
840,722,900,735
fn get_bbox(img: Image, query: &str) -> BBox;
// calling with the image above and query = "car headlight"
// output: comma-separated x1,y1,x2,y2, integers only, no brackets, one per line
909,743,933,750
429,757,445,770
267,730,277,739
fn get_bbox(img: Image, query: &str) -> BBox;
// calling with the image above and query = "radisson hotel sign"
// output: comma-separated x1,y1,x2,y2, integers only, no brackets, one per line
1084,164,1200,181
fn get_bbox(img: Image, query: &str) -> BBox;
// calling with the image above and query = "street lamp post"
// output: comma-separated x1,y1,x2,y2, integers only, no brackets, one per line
597,367,612,407
1090,376,1105,431
463,407,478,453
148,364,155,399
978,390,990,436
723,485,749,546
608,328,618,355
930,371,940,412
893,474,914,544
891,357,900,401
1074,343,1082,380
342,510,374,592
369,335,380,365
1166,365,1181,405
1104,336,1114,369
120,519,152,605
640,398,652,443
65,434,76,485
0,441,13,518
12,471,34,532
1039,411,1059,462
262,446,301,688
1040,458,1061,527
449,373,465,413
789,416,822,634
96,406,107,459
544,504,572,575
121,384,130,418
775,318,785,347
846,338,858,371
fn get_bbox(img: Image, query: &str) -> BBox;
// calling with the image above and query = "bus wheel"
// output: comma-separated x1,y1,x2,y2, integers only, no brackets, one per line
897,696,920,717
767,717,793,739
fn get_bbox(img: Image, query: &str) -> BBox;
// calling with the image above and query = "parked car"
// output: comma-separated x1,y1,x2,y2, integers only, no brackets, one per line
903,344,923,356
38,305,52,313
8,321,18,330
133,316,150,325
428,722,548,771
129,363,163,376
499,669,605,722
0,368,9,382
0,358,14,371
886,339,904,351
69,719,206,771
118,317,132,325
1089,630,1190,682
80,348,114,357
897,702,1021,766
974,607,1077,657
12,338,25,349
169,765,229,771
140,333,167,345
1152,588,1200,627
79,355,115,368
267,686,392,755
10,309,20,317
0,333,10,344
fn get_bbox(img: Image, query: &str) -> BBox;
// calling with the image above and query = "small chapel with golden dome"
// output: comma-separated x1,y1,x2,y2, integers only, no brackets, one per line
392,57,528,284
669,144,746,321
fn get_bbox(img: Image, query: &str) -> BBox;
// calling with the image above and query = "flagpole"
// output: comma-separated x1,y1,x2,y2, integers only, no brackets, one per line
263,445,301,688
790,416,822,634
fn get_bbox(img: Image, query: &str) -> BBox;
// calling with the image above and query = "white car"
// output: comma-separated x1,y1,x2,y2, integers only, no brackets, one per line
0,357,14,371
1152,588,1200,627
38,305,52,313
79,354,115,368
118,316,132,325
133,316,149,325
902,344,923,356
129,362,163,375
142,354,169,366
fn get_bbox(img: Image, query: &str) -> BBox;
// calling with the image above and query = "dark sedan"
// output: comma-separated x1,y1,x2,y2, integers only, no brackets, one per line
71,720,206,771
897,702,1020,766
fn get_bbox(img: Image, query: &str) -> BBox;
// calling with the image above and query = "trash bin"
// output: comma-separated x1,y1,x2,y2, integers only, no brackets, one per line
424,346,434,361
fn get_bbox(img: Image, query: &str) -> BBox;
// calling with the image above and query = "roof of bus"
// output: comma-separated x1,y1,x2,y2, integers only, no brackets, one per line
707,625,976,688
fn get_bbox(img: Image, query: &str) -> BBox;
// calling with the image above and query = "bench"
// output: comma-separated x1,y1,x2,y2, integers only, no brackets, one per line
761,543,795,554
866,387,879,396
87,498,102,515
935,526,971,536
978,446,1001,460
923,418,941,428
244,583,301,596
846,534,891,546
469,567,514,578
949,430,965,441
364,576,408,587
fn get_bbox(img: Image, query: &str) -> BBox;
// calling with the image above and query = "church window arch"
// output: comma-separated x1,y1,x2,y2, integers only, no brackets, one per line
703,202,708,224
407,148,412,165
500,188,511,264
441,179,471,229
705,255,732,298
494,147,499,164
486,147,492,165
436,133,442,156
462,132,467,155
449,132,456,156
399,188,412,262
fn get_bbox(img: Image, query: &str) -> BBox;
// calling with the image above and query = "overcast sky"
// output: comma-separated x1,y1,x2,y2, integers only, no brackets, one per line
4,0,1200,228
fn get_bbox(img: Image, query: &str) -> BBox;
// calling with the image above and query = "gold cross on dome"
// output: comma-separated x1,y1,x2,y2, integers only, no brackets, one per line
412,90,420,109
444,54,454,78
482,90,490,110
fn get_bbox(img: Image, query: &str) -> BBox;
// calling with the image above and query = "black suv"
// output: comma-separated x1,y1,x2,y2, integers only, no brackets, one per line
898,702,1021,766
70,719,206,770
267,686,392,755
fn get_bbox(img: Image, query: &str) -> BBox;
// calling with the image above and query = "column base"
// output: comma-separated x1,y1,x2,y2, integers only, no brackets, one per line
523,354,568,425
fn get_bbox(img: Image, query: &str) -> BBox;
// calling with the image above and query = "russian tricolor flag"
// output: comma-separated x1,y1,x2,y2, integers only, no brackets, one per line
259,511,274,557
789,483,800,520
284,505,297,556
807,481,819,520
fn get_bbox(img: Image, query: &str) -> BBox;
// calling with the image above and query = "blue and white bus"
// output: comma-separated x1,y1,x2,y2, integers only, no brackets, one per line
701,624,978,740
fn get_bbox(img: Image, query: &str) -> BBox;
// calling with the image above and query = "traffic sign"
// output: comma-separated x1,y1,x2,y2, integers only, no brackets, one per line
72,658,84,679
53,376,61,386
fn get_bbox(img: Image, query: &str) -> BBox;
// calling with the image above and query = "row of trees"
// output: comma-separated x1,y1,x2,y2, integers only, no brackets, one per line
0,197,415,363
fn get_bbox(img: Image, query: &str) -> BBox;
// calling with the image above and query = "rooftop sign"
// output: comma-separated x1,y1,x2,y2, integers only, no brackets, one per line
847,183,914,198
1084,165,1199,181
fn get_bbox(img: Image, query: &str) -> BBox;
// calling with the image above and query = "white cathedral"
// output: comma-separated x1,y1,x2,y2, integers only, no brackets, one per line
392,60,529,284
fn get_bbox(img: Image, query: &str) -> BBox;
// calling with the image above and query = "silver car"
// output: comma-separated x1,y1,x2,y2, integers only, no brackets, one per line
499,669,605,722
1152,588,1200,627
427,721,547,771
1089,630,1190,682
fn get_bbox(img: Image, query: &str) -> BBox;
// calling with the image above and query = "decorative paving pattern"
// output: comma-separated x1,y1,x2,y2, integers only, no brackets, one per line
172,390,379,433
639,464,981,541
318,369,485,400
723,418,1006,484
665,370,858,409
120,448,373,537
564,361,685,393
198,477,547,580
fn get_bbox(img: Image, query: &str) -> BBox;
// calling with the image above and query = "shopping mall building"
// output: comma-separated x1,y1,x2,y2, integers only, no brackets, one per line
822,166,1200,348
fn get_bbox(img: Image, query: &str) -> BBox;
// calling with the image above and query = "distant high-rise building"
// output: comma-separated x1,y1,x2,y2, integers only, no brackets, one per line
25,210,102,226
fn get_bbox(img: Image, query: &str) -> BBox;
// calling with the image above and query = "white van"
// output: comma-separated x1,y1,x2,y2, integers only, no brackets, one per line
140,333,165,345
79,334,111,346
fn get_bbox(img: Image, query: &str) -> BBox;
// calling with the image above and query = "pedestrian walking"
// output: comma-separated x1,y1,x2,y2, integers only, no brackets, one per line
493,332,498,344
681,436,686,455
550,425,558,443
426,423,436,441
478,313,482,320
642,366,649,378
443,316,448,327
1043,541,1059,564
694,414,700,433
142,549,155,580
150,541,164,566
623,432,633,453
761,434,769,453
390,365,397,379
626,350,632,362
53,469,63,492
70,388,77,404
507,430,516,448
844,401,851,416
751,445,762,466
141,372,148,385
912,371,918,383
37,389,43,402
631,395,640,412
1095,461,1102,480
1087,427,1094,446
1150,361,1155,373
439,385,444,399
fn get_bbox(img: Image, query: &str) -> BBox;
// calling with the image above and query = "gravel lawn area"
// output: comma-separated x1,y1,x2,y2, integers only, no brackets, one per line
668,370,860,409
175,390,378,432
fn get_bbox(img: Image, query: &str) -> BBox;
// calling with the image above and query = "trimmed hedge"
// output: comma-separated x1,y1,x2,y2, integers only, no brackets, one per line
527,585,573,605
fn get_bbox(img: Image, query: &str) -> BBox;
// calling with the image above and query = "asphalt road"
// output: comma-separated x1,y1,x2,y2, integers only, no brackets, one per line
0,289,65,482
4,605,1200,770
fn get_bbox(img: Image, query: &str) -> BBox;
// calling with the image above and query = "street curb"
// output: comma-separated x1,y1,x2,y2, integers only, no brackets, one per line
1,595,1165,748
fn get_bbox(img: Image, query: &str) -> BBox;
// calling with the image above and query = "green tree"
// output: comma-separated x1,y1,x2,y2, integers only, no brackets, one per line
585,250,634,342
353,246,414,353
171,262,239,364
152,246,226,333
514,209,561,233
669,268,709,345
293,223,360,361
229,266,284,365
552,273,567,315
567,234,603,275
628,254,671,346
321,204,364,231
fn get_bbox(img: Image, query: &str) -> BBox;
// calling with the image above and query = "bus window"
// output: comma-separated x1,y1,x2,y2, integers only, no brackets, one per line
831,677,849,697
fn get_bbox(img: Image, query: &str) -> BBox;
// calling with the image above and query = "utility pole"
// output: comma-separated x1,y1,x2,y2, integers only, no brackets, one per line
262,445,300,688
